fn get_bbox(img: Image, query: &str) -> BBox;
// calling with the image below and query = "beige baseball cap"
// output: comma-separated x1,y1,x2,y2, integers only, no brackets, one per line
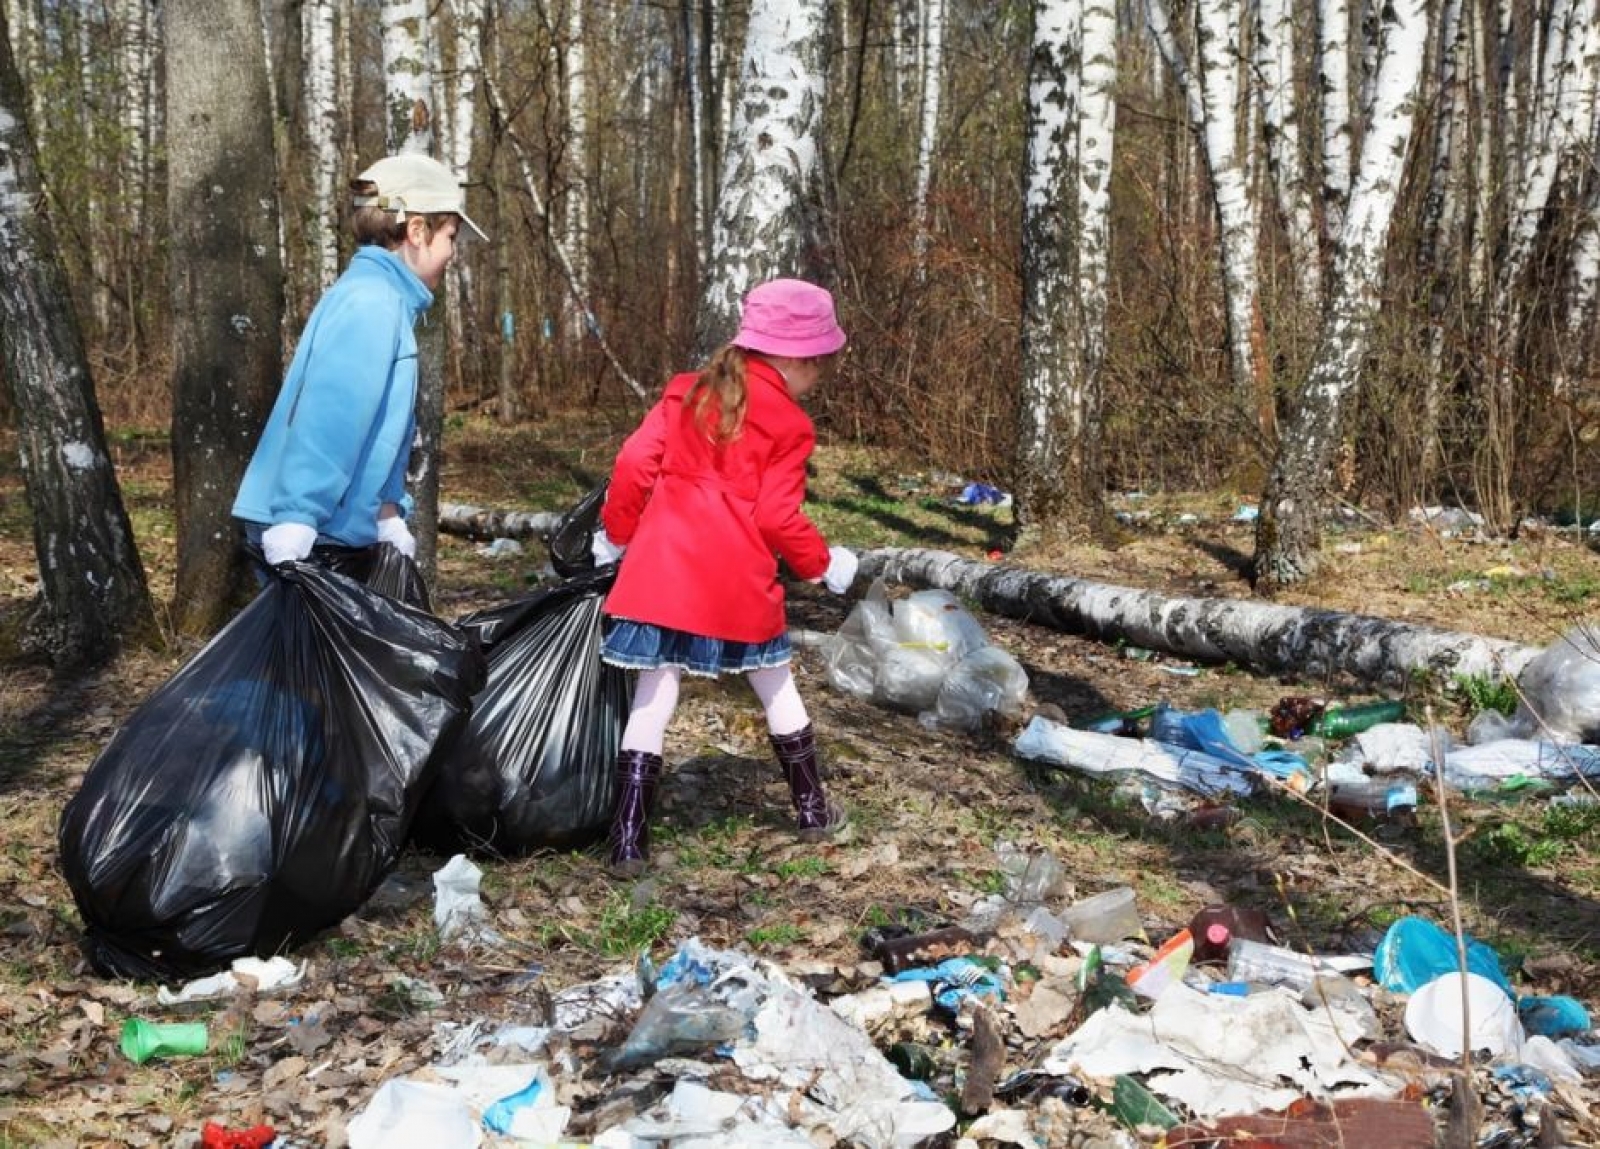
353,154,488,241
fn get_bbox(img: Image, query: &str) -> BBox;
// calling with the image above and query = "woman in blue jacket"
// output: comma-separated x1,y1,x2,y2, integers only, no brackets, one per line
233,154,486,567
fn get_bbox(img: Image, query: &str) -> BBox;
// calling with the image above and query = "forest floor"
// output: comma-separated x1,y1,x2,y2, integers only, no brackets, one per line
2,411,1599,1146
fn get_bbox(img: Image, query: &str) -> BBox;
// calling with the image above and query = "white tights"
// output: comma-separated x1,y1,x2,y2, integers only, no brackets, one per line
619,664,810,754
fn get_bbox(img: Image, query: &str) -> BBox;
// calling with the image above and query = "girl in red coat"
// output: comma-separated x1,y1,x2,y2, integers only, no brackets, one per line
591,279,859,875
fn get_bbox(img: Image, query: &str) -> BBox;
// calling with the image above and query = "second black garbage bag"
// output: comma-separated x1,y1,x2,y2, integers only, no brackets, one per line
57,560,485,981
413,564,632,855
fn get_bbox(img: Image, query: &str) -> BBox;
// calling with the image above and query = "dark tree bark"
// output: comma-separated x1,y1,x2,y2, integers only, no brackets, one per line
0,9,156,672
165,0,287,635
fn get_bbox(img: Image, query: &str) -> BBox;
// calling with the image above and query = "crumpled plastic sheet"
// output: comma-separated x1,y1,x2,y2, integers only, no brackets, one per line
1040,980,1400,1119
733,984,957,1149
1014,717,1258,799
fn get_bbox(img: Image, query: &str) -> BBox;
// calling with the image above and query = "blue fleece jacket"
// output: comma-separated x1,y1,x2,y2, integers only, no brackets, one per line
233,247,432,546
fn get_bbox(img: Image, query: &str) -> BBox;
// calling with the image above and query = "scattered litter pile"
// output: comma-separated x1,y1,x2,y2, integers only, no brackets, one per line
114,845,1600,1147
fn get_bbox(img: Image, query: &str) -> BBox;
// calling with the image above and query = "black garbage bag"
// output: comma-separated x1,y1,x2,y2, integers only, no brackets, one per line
546,480,607,577
412,564,631,855
58,561,486,980
318,541,432,611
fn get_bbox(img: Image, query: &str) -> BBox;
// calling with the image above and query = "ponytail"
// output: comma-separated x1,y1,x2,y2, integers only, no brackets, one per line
686,345,749,443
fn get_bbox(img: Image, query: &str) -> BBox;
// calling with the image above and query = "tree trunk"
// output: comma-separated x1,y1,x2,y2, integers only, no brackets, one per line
1253,0,1428,590
0,12,155,671
303,0,341,293
1016,0,1116,537
857,548,1539,688
562,0,589,341
698,0,832,356
1317,0,1355,241
1255,0,1322,315
381,0,442,585
910,0,945,277
165,0,285,637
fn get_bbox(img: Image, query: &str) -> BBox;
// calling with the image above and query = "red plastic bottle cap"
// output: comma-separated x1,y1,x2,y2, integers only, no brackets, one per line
1207,923,1231,946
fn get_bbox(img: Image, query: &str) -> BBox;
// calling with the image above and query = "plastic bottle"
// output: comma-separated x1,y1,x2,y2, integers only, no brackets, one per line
1225,937,1321,992
1326,779,1419,824
1187,904,1273,964
1311,699,1407,738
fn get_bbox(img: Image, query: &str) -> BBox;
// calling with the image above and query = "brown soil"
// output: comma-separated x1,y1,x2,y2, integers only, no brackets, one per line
1,417,1597,1145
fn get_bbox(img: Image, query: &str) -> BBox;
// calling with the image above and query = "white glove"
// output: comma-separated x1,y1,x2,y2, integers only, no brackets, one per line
377,515,416,558
822,546,859,594
261,521,317,566
591,528,626,566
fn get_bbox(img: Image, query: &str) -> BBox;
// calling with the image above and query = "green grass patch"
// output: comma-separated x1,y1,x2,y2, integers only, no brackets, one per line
561,889,677,958
745,922,806,948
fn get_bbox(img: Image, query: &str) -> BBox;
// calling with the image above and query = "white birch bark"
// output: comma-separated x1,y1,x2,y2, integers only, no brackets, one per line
911,0,946,277
1255,0,1428,587
116,0,150,234
563,0,590,337
896,0,920,109
1019,0,1084,524
684,0,711,270
1077,0,1116,404
1501,0,1594,298
1317,0,1354,239
699,0,831,353
303,0,340,290
1254,0,1322,310
1193,0,1262,409
382,0,433,154
857,549,1540,687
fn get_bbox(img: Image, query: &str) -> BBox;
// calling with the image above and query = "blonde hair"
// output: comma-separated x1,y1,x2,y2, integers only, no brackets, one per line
348,178,455,248
686,345,750,444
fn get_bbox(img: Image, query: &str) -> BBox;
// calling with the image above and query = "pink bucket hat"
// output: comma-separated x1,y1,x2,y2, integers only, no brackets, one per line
732,279,847,358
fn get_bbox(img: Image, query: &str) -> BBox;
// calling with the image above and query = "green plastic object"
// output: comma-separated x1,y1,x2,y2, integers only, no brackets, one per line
1311,699,1406,738
120,1018,208,1064
1109,1074,1179,1130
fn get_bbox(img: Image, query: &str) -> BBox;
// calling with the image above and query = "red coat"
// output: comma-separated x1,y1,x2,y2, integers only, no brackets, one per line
600,359,830,643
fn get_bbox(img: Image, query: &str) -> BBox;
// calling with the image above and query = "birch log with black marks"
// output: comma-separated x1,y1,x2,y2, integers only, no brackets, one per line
857,547,1540,687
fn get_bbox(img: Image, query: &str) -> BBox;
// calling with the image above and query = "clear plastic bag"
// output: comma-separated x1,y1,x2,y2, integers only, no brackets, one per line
925,645,1029,731
58,562,485,980
1508,625,1600,743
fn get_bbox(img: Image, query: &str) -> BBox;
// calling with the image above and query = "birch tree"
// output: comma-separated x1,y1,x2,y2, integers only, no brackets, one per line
1254,0,1429,589
911,0,946,277
1255,0,1321,313
1318,0,1355,241
562,0,589,338
438,0,483,397
381,0,443,579
698,0,832,355
1145,0,1263,424
1016,0,1117,533
0,11,154,670
303,0,341,291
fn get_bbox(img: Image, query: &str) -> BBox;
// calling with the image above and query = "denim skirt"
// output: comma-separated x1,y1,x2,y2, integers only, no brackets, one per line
601,619,792,677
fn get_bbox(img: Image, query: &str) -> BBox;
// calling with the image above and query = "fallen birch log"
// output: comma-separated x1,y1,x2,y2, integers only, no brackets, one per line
440,502,565,540
858,547,1542,688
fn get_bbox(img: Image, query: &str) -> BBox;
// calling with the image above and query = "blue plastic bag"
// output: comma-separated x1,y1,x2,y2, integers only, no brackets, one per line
1373,916,1513,996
